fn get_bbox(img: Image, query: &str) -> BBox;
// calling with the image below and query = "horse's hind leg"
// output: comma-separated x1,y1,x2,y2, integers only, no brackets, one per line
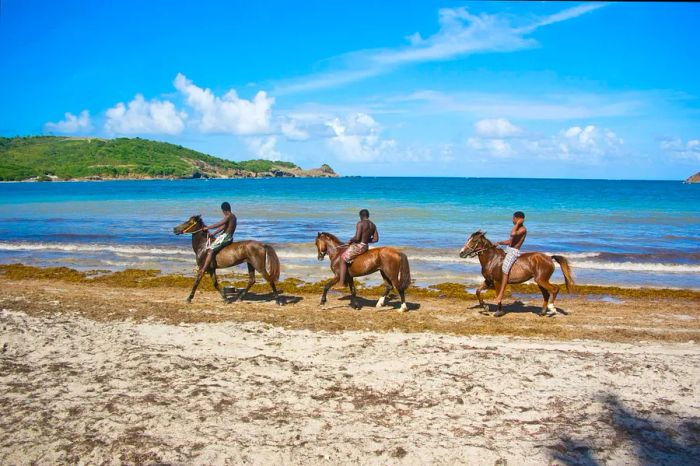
398,289,408,312
269,281,283,306
536,278,559,315
237,263,256,302
537,284,550,316
390,276,409,312
376,271,393,308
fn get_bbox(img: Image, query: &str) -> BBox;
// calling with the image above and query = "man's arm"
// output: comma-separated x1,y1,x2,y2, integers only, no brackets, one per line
370,227,379,243
349,222,362,244
203,218,226,232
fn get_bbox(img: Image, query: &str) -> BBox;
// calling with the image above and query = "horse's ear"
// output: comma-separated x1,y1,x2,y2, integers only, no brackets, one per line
317,232,321,237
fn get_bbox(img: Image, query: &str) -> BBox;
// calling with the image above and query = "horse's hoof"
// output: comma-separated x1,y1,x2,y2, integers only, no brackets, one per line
376,297,386,308
494,310,506,317
482,304,490,312
186,298,193,304
399,303,409,312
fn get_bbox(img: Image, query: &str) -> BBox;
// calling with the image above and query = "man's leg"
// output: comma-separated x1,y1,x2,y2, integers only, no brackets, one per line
338,259,349,288
495,273,509,305
200,250,215,275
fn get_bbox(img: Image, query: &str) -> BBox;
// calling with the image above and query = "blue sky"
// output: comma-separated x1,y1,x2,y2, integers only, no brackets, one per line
1,1,699,179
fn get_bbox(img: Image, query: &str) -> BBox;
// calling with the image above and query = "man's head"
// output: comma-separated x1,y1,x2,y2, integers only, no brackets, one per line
512,211,525,224
221,202,231,213
359,209,370,219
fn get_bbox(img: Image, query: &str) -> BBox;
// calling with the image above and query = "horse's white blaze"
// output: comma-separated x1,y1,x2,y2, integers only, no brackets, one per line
376,297,385,308
400,303,408,312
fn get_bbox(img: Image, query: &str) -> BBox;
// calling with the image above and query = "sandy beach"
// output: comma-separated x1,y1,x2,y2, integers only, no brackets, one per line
1,270,699,465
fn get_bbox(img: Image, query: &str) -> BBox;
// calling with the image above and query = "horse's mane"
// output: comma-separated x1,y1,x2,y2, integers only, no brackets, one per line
320,232,342,244
472,230,493,245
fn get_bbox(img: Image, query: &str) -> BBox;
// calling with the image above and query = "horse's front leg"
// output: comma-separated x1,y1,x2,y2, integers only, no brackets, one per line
475,280,490,312
187,268,206,302
320,276,338,306
209,270,226,301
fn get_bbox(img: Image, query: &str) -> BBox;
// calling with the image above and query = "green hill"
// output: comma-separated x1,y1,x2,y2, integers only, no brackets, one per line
0,136,336,181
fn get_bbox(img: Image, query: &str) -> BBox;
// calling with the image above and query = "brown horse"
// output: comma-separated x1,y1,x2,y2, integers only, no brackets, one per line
173,215,282,304
315,232,411,311
459,230,575,316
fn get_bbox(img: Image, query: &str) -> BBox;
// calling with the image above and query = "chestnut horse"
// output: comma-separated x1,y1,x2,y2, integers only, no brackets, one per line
174,215,282,304
459,230,575,316
315,232,411,311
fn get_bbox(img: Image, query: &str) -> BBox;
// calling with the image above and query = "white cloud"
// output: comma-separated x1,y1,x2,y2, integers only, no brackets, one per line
468,137,513,157
468,122,623,162
659,138,700,161
394,89,641,121
557,125,623,159
474,118,522,138
174,73,273,135
276,3,606,94
280,118,310,141
44,110,93,134
326,113,396,162
245,136,283,160
104,95,186,135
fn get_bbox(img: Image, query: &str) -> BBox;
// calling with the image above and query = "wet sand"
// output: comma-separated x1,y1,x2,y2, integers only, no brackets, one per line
1,270,699,464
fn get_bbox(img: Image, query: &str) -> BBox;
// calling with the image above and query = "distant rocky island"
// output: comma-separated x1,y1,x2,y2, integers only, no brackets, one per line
0,136,337,181
685,172,700,183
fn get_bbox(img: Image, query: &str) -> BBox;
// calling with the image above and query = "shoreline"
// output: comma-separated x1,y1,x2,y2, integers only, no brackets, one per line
2,263,699,343
3,263,700,300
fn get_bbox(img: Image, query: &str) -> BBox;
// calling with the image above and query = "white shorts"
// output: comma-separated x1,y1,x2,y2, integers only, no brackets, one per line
502,246,521,274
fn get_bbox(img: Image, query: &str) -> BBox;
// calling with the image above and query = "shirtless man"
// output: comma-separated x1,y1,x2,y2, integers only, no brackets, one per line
493,211,527,316
338,209,379,287
199,201,237,274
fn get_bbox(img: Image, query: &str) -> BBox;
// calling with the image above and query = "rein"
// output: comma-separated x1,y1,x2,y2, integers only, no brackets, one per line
466,244,496,257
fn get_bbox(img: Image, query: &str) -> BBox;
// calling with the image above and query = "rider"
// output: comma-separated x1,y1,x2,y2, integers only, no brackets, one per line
200,202,237,273
338,209,379,287
493,211,527,313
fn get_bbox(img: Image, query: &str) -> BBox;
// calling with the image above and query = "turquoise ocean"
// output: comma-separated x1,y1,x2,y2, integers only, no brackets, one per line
0,177,698,289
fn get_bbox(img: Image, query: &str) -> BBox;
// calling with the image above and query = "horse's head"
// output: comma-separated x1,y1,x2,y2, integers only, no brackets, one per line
315,232,341,261
315,232,328,260
173,215,203,235
459,230,490,258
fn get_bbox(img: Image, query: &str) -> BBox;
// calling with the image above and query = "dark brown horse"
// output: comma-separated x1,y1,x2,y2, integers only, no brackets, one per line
459,230,575,316
315,232,411,311
173,215,282,304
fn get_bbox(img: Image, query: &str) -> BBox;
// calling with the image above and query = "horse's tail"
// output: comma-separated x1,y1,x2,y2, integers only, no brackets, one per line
263,244,281,283
397,252,411,291
552,255,575,293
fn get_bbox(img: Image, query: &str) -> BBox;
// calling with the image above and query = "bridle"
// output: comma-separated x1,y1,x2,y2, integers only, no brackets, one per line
316,234,348,260
463,238,496,258
181,219,206,235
